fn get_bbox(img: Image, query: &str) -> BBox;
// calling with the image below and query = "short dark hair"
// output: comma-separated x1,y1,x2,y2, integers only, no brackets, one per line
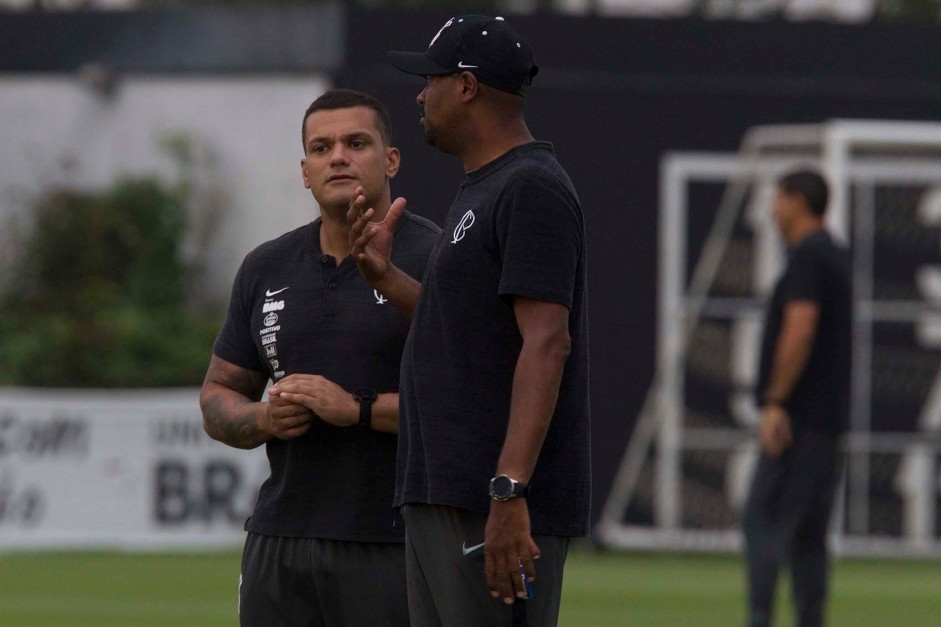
778,168,829,217
301,89,394,152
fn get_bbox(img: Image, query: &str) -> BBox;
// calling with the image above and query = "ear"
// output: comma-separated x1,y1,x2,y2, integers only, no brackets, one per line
458,70,479,102
300,157,311,189
385,146,401,179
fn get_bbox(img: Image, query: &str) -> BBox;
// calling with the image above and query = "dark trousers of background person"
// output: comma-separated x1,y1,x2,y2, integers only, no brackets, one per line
743,428,842,627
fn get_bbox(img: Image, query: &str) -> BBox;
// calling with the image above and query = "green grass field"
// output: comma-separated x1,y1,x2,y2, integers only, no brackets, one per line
1,548,939,626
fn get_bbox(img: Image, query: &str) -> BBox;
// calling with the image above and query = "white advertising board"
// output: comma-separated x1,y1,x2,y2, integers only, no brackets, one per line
0,388,268,551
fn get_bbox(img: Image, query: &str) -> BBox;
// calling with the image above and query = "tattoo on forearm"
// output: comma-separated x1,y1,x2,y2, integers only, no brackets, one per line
204,393,266,449
200,359,268,449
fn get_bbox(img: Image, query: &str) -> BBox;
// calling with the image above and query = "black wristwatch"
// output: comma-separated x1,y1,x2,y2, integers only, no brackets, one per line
352,388,377,428
489,474,528,501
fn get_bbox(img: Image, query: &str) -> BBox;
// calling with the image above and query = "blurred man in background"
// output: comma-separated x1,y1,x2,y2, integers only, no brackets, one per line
199,88,439,626
744,168,851,627
348,15,590,627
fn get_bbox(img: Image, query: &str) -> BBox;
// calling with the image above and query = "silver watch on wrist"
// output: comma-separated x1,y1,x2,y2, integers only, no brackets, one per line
489,474,529,501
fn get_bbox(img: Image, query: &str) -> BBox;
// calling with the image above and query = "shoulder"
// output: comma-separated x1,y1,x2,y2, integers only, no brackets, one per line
242,222,313,267
393,212,440,273
504,144,579,203
786,232,850,289
795,231,846,265
509,143,571,179
399,211,442,237
395,212,442,256
497,164,582,227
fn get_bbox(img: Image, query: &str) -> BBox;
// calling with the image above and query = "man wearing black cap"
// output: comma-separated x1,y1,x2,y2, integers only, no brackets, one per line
348,15,590,627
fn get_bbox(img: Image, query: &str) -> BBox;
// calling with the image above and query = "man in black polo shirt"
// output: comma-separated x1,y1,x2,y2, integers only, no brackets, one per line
348,16,590,627
743,169,850,627
199,89,440,626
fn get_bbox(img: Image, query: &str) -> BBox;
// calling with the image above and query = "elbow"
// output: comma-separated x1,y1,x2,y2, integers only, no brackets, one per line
535,326,572,365
554,329,572,363
201,417,218,441
198,390,221,441
199,413,216,442
795,332,816,355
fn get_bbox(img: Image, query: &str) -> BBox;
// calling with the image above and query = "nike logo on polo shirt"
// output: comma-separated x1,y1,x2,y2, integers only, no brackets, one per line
461,541,485,556
265,287,289,297
457,61,479,69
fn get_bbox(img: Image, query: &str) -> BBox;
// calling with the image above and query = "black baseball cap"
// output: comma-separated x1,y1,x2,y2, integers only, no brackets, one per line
388,15,539,97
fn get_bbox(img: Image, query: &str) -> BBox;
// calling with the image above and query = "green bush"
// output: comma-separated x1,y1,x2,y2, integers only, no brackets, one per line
878,0,941,20
0,177,222,387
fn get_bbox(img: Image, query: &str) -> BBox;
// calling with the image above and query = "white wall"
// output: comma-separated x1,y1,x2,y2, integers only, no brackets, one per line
553,0,876,21
0,388,267,551
0,74,330,299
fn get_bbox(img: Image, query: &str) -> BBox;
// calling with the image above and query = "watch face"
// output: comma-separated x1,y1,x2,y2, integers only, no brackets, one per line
490,475,513,499
353,388,377,402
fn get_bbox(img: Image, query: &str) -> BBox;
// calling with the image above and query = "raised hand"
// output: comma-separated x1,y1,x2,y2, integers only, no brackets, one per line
347,185,406,286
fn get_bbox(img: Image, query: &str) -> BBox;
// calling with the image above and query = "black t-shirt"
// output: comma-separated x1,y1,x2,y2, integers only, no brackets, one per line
397,142,591,537
758,229,851,433
213,213,440,542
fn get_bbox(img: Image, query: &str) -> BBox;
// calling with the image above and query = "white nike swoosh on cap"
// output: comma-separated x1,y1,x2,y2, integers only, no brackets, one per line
457,61,479,68
265,287,289,297
461,541,485,556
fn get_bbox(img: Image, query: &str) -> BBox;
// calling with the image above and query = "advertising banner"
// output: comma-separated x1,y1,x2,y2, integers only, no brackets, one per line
0,389,268,551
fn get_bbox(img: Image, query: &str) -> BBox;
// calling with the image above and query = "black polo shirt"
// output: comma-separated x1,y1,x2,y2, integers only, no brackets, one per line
397,142,591,537
213,213,440,542
758,229,851,433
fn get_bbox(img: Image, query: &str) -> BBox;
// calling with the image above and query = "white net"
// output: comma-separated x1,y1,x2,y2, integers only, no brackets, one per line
598,121,941,556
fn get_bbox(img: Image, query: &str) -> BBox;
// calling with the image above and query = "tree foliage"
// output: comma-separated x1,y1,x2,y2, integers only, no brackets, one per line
0,177,221,387
878,0,941,20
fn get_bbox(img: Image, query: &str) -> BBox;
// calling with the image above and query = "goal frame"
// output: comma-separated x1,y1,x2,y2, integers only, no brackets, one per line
597,120,941,558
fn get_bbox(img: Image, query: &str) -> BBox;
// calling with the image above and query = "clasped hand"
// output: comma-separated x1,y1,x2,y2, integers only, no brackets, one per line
267,374,359,433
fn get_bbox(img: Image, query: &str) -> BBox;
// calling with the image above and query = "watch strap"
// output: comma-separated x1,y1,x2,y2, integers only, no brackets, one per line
357,399,372,427
353,388,377,428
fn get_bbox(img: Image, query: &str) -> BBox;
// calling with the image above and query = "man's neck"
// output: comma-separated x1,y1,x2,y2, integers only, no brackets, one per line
459,123,533,173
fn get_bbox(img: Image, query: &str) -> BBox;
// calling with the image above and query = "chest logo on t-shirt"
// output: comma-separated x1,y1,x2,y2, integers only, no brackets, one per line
373,289,388,305
260,290,288,381
451,209,475,244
